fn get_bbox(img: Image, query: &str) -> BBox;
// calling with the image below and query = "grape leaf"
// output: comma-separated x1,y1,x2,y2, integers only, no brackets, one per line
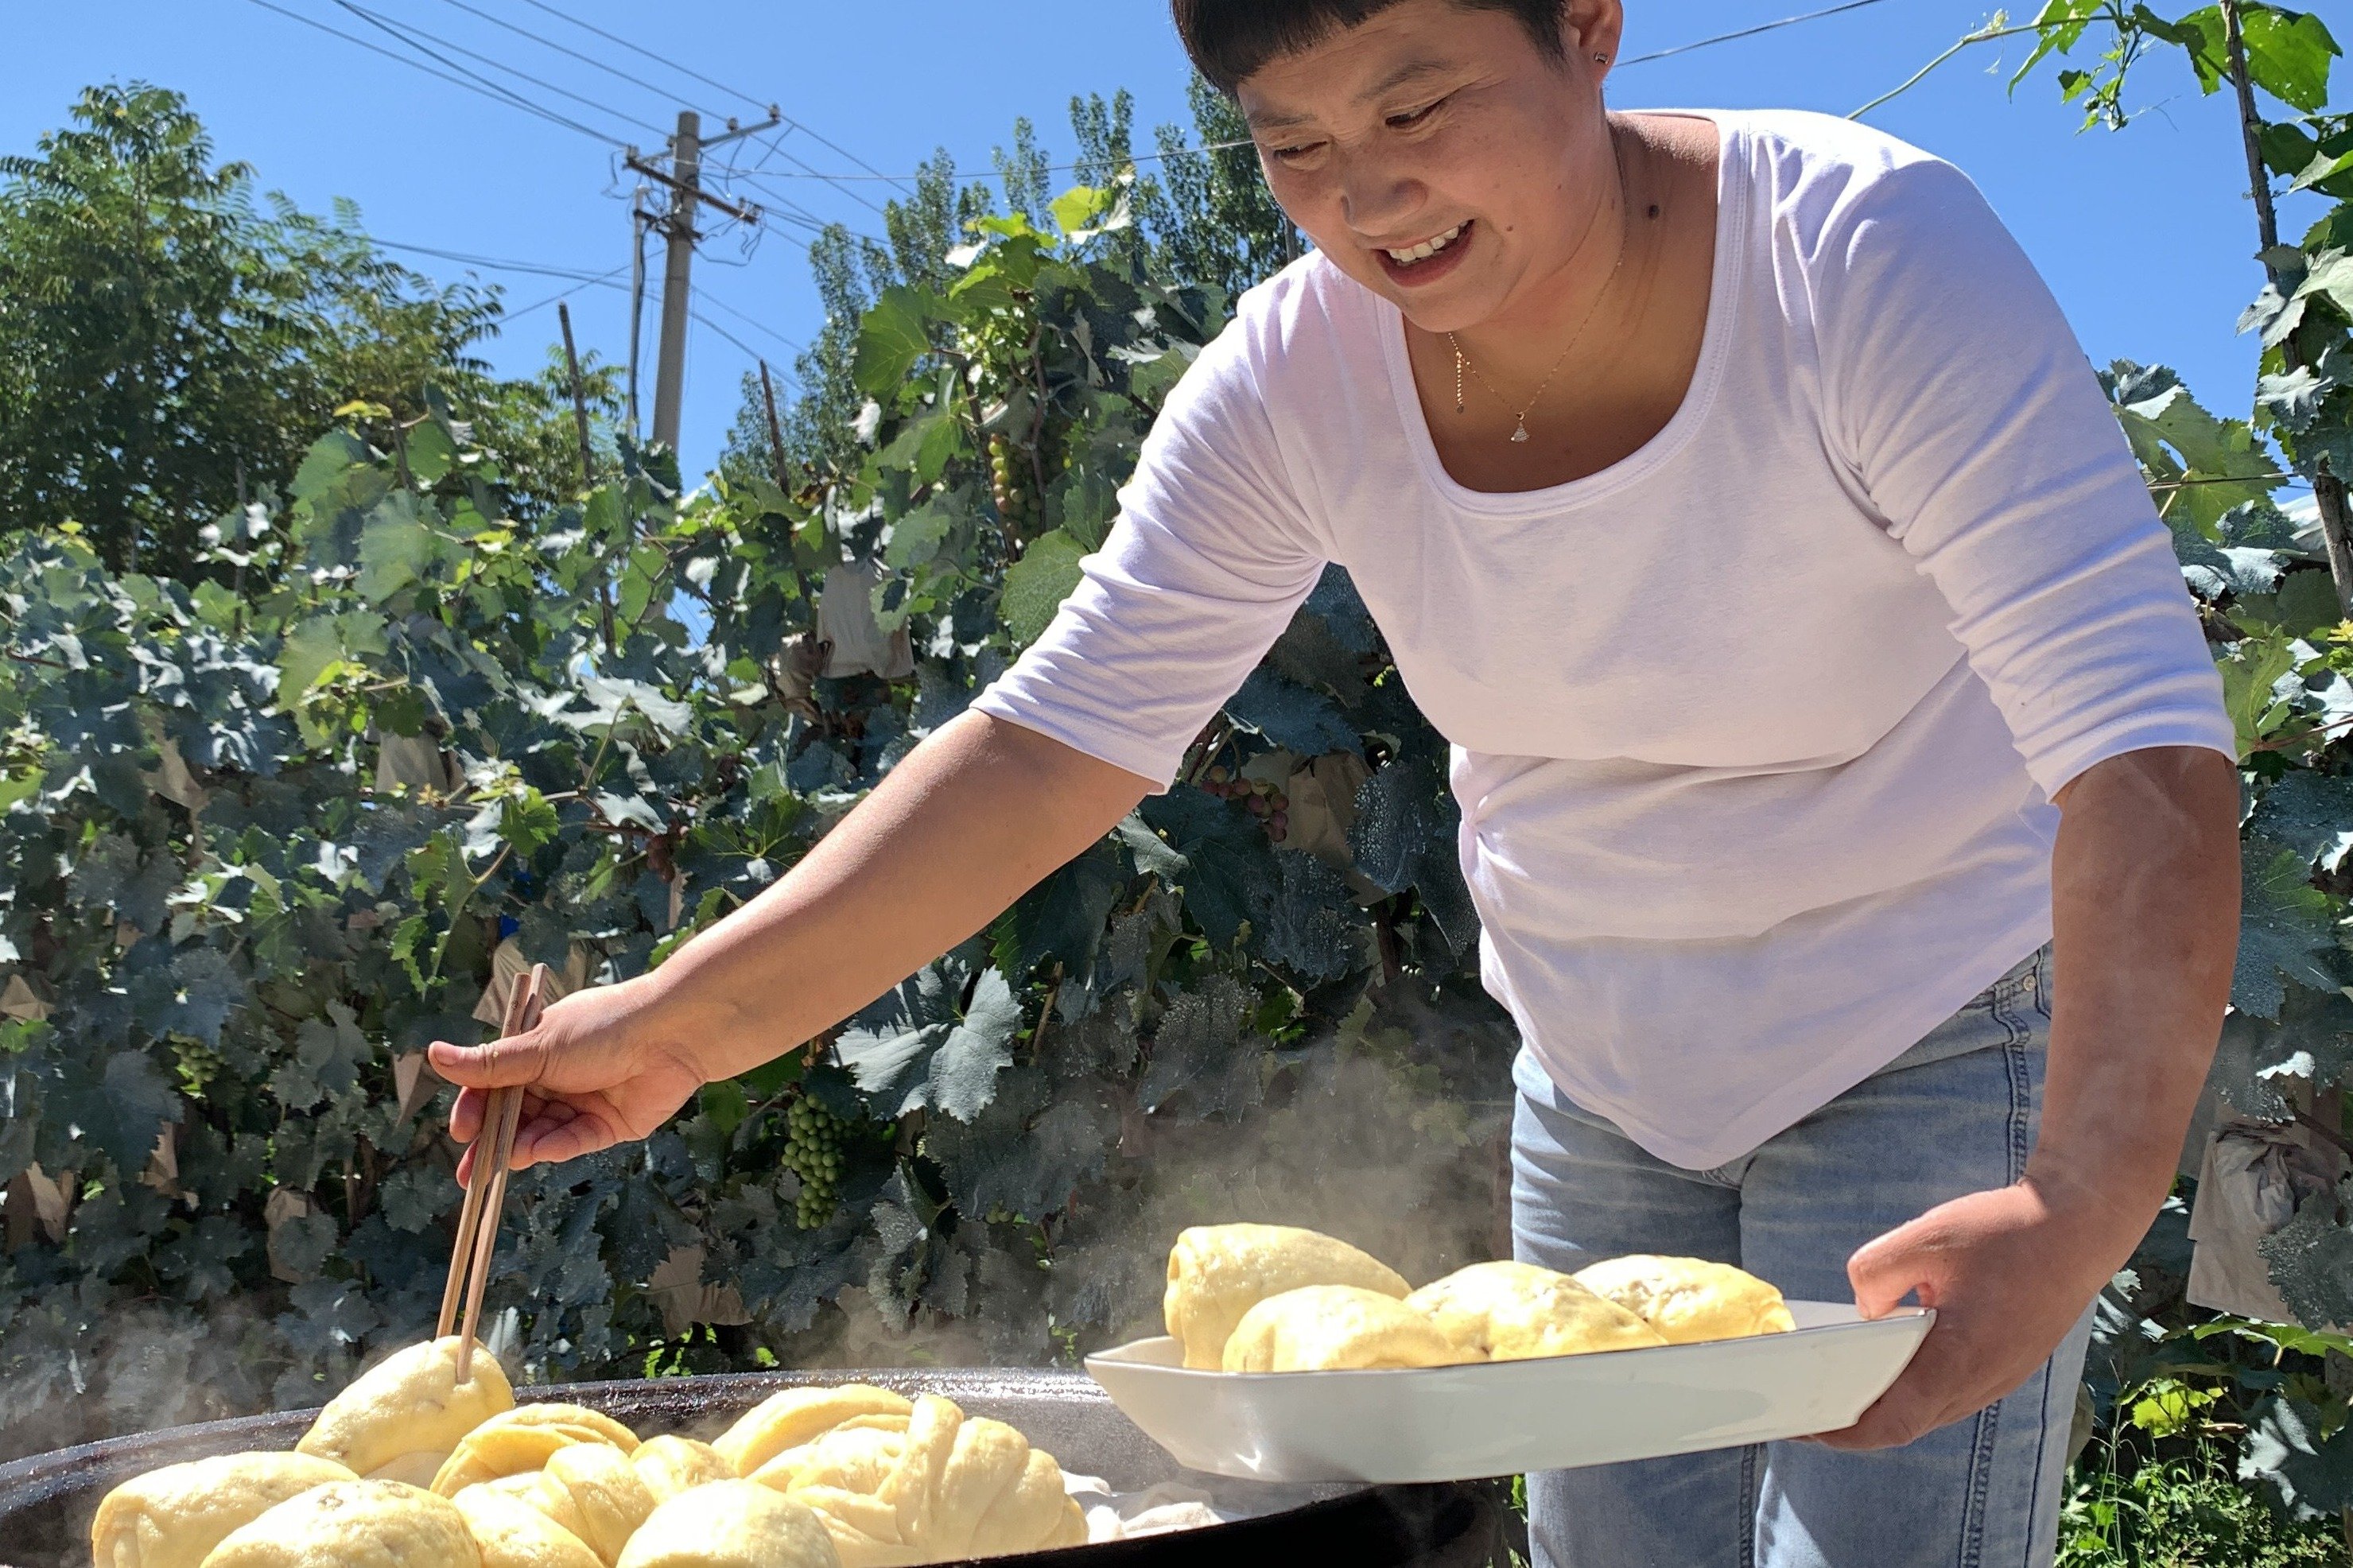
2211,980,2353,1118
926,1068,1114,1221
2261,1185,2353,1336
43,1044,180,1174
1225,668,1363,758
1137,975,1264,1123
999,529,1088,648
2242,1394,2353,1521
1138,786,1279,949
2233,837,2343,1019
1256,850,1364,984
835,962,1022,1120
2251,770,2353,873
1001,842,1126,982
851,285,940,396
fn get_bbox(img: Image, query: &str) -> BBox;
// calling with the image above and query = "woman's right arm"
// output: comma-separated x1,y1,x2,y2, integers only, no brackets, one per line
428,711,1155,1171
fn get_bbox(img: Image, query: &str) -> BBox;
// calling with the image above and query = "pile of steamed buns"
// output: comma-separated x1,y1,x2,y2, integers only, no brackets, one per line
91,1337,1085,1568
1166,1224,1796,1370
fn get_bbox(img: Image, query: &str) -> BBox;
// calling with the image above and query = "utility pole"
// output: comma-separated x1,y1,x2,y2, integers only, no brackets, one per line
651,110,701,454
623,108,779,456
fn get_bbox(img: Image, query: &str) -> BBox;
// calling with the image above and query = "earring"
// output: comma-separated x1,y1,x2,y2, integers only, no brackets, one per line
1594,52,1609,64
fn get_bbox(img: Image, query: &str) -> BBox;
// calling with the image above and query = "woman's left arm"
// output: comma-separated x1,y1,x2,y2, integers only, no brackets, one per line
1819,743,2239,1450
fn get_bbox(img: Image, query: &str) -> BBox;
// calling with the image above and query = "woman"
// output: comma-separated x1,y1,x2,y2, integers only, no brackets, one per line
432,2,2242,1563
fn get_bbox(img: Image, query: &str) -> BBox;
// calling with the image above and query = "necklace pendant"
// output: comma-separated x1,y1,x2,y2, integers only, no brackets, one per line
1509,420,1531,444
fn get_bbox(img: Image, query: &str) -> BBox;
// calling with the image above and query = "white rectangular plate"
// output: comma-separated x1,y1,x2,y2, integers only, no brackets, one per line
1083,1301,1933,1484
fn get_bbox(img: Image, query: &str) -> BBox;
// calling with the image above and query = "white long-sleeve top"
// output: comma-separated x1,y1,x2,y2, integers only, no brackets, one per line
973,110,2232,1168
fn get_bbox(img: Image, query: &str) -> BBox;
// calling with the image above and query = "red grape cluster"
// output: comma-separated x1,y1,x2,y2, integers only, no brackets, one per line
1203,765,1290,844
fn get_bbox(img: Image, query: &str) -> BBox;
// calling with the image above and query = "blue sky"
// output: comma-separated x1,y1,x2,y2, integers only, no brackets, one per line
3,2,2330,479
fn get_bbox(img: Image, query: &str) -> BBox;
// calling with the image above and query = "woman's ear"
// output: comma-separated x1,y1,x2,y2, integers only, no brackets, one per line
1561,0,1626,74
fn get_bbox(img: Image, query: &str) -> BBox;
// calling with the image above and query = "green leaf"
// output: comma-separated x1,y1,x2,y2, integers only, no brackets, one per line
2249,770,2353,872
924,1067,1112,1221
998,530,1089,648
851,285,939,397
2233,836,2344,1018
275,610,388,706
2259,1186,2353,1335
1136,974,1264,1123
1255,850,1365,984
404,419,458,486
49,1045,181,1174
834,958,1023,1120
1225,668,1364,758
499,789,561,859
883,500,953,572
290,431,370,505
355,503,437,603
2243,1392,2353,1521
2212,980,2353,1116
2218,631,2301,756
1138,787,1280,949
2238,6,2339,113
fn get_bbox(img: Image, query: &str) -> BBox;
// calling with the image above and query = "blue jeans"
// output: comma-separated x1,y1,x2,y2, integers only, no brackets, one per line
1512,946,2090,1568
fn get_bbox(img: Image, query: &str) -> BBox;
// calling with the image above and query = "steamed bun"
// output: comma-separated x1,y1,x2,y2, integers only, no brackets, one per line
91,1451,356,1568
1221,1284,1469,1372
1408,1261,1666,1360
609,1481,841,1568
711,1387,911,1478
197,1480,478,1568
1164,1225,1410,1370
433,1405,639,1496
1571,1256,1797,1344
628,1436,735,1504
450,1486,603,1568
296,1338,513,1485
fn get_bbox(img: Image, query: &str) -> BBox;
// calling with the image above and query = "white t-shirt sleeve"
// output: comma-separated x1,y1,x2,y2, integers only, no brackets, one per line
970,313,1331,788
1814,157,2234,797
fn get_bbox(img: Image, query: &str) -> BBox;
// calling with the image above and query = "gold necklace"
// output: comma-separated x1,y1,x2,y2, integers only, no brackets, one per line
1446,231,1627,446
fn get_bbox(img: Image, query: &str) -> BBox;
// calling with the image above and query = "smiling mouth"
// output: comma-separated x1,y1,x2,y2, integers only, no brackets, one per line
1382,221,1469,266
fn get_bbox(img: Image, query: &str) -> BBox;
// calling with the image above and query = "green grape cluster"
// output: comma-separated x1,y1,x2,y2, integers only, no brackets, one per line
784,1095,852,1228
988,434,1041,529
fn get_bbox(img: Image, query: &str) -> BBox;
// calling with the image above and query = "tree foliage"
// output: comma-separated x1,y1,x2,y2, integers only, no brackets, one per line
0,84,619,580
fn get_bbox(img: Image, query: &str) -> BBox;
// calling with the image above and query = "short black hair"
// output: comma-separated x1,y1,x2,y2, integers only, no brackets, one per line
1171,0,1569,95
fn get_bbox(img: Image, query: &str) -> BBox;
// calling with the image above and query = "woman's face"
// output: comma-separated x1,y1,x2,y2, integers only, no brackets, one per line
1236,0,1621,335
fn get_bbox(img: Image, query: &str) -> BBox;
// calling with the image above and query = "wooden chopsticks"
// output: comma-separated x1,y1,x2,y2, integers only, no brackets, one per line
437,961,550,1382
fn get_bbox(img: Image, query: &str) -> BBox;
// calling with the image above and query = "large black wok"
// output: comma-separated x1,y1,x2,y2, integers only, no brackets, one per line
0,1366,1515,1567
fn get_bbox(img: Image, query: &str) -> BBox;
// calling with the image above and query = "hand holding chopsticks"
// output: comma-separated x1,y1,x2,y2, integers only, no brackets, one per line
437,961,549,1381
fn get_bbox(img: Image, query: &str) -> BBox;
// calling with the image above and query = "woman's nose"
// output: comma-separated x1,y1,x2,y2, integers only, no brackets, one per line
1337,153,1427,240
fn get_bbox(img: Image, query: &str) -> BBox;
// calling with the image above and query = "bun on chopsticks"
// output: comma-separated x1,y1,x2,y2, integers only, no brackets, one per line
293,1337,513,1487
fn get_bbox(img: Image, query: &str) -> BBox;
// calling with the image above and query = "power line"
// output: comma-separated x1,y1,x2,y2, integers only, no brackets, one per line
371,239,810,362
328,0,668,142
1621,0,1898,66
507,0,914,195
427,0,694,118
241,0,623,147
